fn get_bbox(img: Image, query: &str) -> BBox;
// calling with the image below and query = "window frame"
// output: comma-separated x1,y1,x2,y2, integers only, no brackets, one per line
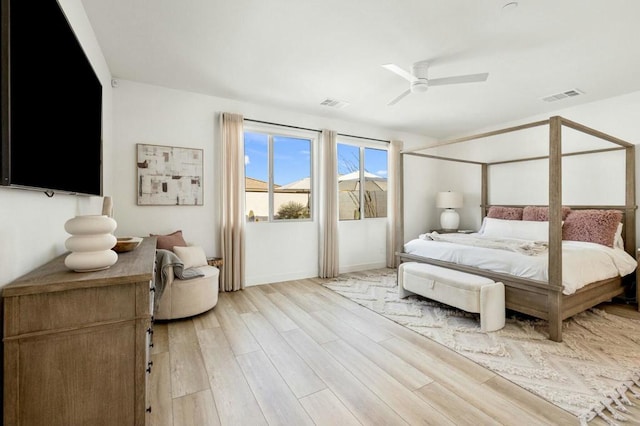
337,137,388,221
244,124,315,223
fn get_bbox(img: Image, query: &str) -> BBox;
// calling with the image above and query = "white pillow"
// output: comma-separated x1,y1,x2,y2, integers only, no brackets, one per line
478,217,488,234
481,217,550,241
614,223,624,250
173,245,208,269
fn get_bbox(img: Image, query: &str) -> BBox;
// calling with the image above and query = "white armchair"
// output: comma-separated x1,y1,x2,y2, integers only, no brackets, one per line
154,245,219,320
155,264,219,320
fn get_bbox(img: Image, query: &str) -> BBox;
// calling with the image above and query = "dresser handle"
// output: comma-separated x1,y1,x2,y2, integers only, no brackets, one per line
146,406,152,413
150,286,156,293
147,328,154,335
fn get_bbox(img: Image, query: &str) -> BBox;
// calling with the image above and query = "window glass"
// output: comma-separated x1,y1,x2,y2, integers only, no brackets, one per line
244,131,313,222
273,136,311,220
364,147,388,218
244,132,269,222
337,143,387,220
337,144,361,220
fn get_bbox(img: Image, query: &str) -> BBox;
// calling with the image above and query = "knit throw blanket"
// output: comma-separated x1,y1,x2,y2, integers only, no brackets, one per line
420,232,548,256
154,249,204,313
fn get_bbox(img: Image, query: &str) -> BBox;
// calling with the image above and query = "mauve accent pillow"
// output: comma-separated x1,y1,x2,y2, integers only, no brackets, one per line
562,210,622,247
151,230,188,251
522,206,571,221
487,206,523,220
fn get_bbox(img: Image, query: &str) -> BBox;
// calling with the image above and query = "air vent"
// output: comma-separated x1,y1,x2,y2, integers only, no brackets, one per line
320,98,350,109
541,89,584,102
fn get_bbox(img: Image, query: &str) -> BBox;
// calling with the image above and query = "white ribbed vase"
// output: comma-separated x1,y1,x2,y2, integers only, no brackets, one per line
64,215,118,272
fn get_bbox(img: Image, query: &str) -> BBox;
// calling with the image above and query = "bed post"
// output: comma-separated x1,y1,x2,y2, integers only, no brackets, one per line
548,116,563,342
395,152,405,267
625,146,636,254
625,145,638,310
481,163,488,220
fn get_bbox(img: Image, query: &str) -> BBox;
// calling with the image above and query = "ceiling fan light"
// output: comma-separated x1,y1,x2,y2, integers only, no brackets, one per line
411,79,429,93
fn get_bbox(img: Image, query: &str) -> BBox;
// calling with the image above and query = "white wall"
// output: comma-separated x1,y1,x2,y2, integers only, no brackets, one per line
338,218,387,273
401,154,483,238
488,150,626,206
112,80,428,285
402,155,440,240
246,220,318,284
0,0,113,287
418,91,640,245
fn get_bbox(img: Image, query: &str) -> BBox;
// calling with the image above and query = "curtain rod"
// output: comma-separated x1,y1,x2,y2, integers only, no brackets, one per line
244,118,318,133
243,118,390,144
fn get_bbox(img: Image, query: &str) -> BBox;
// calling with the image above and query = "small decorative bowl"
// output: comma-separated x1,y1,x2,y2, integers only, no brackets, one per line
113,236,143,253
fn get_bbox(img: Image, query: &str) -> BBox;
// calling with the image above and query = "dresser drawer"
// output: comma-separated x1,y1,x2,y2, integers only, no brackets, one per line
5,283,136,337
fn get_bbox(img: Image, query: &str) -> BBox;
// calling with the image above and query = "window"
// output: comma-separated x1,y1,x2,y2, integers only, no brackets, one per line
337,143,388,220
245,130,313,222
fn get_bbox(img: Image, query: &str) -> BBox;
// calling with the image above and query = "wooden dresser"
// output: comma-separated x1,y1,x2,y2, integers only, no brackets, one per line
2,237,157,426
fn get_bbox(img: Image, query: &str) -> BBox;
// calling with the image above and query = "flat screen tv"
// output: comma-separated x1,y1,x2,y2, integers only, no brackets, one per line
1,0,103,196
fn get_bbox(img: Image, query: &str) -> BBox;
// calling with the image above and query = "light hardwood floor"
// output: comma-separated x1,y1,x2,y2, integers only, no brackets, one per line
150,270,640,426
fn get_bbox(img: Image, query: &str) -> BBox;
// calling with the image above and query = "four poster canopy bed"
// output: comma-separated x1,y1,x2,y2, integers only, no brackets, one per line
397,116,638,342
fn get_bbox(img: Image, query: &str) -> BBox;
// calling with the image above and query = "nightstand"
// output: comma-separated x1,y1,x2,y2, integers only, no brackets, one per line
207,257,223,268
430,229,476,234
430,229,458,234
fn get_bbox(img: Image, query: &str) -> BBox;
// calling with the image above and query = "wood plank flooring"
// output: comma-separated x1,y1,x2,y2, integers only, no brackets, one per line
150,270,640,426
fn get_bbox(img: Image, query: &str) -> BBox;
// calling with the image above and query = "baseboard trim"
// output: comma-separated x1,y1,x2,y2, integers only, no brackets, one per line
339,262,387,274
244,261,389,286
245,270,318,287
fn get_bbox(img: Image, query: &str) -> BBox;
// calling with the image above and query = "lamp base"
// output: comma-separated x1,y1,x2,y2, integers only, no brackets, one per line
440,209,460,231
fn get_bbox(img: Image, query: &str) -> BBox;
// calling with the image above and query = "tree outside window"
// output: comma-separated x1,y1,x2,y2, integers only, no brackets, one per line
337,143,387,220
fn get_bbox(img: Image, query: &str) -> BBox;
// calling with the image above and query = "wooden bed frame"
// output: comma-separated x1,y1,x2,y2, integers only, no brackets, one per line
397,116,637,342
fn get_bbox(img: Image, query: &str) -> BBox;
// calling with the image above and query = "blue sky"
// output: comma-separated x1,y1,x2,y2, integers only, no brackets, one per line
244,132,388,186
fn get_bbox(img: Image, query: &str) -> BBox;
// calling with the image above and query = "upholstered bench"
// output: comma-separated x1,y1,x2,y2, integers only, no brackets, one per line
398,262,505,332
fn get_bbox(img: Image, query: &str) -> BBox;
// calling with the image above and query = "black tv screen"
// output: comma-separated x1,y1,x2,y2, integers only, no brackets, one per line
1,0,102,196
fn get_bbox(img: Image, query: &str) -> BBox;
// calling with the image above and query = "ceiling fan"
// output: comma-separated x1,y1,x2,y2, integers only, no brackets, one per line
382,60,489,106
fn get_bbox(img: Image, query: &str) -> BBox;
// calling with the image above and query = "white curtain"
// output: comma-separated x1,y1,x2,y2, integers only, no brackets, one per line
319,129,339,278
387,139,403,268
220,112,245,291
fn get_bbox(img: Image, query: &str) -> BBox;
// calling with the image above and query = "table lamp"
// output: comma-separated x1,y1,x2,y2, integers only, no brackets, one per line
436,191,463,231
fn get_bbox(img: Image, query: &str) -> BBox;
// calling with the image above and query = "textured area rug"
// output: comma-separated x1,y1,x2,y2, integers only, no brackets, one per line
324,269,640,425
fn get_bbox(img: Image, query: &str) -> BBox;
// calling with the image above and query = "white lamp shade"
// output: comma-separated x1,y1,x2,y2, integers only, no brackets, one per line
436,191,463,209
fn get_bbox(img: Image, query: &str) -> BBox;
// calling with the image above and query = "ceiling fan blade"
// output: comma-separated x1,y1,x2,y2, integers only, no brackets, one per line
388,89,411,106
429,72,489,87
382,64,416,82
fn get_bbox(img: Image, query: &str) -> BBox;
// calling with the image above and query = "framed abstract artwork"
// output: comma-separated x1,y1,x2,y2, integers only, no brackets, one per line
136,143,203,205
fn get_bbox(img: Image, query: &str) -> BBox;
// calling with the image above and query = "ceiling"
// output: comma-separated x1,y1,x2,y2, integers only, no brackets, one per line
80,0,640,139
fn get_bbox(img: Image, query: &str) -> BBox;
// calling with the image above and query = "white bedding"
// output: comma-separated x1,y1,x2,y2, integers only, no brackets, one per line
403,233,637,295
